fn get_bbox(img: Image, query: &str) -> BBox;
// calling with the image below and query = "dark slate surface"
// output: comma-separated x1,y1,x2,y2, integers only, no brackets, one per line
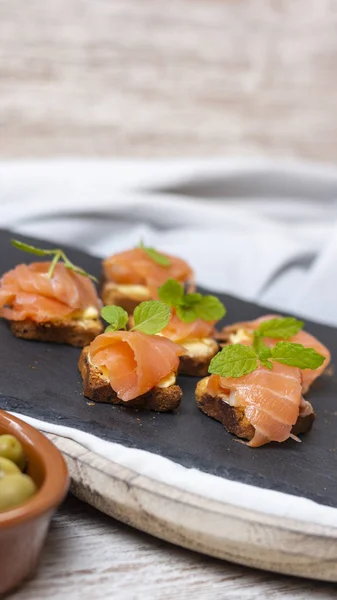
1,229,337,508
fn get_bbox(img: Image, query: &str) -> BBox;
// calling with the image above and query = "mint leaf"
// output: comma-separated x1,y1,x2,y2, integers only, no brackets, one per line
158,279,184,307
11,239,53,256
181,293,203,306
194,295,226,321
253,332,272,361
175,293,203,323
132,300,171,334
105,324,120,332
209,345,258,378
139,241,170,267
271,342,325,370
176,304,197,323
257,317,304,340
176,306,198,323
260,359,273,370
101,306,129,332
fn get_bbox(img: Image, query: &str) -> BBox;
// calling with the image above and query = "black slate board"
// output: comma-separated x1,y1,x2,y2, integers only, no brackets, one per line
1,229,337,508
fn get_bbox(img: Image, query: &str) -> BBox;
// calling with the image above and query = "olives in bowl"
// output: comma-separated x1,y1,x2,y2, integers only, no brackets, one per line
0,434,37,512
0,410,69,595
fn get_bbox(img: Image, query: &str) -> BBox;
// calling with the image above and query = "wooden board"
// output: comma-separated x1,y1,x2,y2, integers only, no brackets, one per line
1,229,337,581
43,432,337,582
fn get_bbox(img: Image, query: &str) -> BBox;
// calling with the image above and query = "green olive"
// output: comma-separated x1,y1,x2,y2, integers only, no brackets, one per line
0,474,37,512
0,456,21,477
0,435,26,471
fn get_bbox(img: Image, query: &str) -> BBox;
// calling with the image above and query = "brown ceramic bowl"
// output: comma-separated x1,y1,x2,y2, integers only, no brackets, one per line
0,410,69,595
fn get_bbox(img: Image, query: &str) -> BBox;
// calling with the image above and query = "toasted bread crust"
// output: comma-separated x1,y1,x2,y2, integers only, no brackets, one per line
101,281,151,313
9,318,103,348
178,341,219,377
195,377,315,442
79,346,182,411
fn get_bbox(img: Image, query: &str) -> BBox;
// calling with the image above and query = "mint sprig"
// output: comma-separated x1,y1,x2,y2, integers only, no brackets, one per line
158,278,226,323
139,241,171,267
256,317,304,340
101,300,171,335
11,239,98,282
101,306,129,332
209,340,325,378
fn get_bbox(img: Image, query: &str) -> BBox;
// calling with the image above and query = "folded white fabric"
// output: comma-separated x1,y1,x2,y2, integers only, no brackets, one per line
1,157,336,325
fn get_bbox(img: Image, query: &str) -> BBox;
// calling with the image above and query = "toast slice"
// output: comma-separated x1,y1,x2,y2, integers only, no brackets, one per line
195,377,315,441
101,281,151,313
79,346,182,411
178,338,219,377
10,317,103,348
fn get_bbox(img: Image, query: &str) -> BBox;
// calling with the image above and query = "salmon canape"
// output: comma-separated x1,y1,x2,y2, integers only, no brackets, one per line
219,315,331,393
196,364,315,447
157,279,225,376
0,241,103,347
101,243,194,313
79,301,184,411
196,329,326,447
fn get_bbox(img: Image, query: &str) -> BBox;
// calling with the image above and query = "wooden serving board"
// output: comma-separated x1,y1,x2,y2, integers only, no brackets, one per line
43,432,337,582
1,229,337,581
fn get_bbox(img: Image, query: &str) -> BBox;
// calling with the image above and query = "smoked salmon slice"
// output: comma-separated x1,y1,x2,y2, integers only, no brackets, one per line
0,262,101,322
89,330,184,401
103,248,194,296
220,315,330,393
160,312,215,342
206,362,314,447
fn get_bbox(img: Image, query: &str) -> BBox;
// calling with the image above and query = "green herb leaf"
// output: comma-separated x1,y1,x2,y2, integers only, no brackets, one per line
209,344,258,378
11,239,53,256
105,324,119,332
257,317,304,340
157,278,227,324
10,239,97,282
158,278,184,307
132,300,171,334
193,295,226,321
176,304,197,323
271,342,326,370
253,332,272,361
182,293,203,306
260,359,273,370
101,306,129,332
139,241,171,267
175,293,203,323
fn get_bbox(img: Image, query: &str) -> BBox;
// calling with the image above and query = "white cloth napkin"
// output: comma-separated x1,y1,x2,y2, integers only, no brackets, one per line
1,157,337,325
1,158,337,527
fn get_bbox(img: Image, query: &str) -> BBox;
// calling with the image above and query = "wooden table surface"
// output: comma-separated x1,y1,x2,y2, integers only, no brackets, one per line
1,0,337,161
10,495,337,600
3,0,337,597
